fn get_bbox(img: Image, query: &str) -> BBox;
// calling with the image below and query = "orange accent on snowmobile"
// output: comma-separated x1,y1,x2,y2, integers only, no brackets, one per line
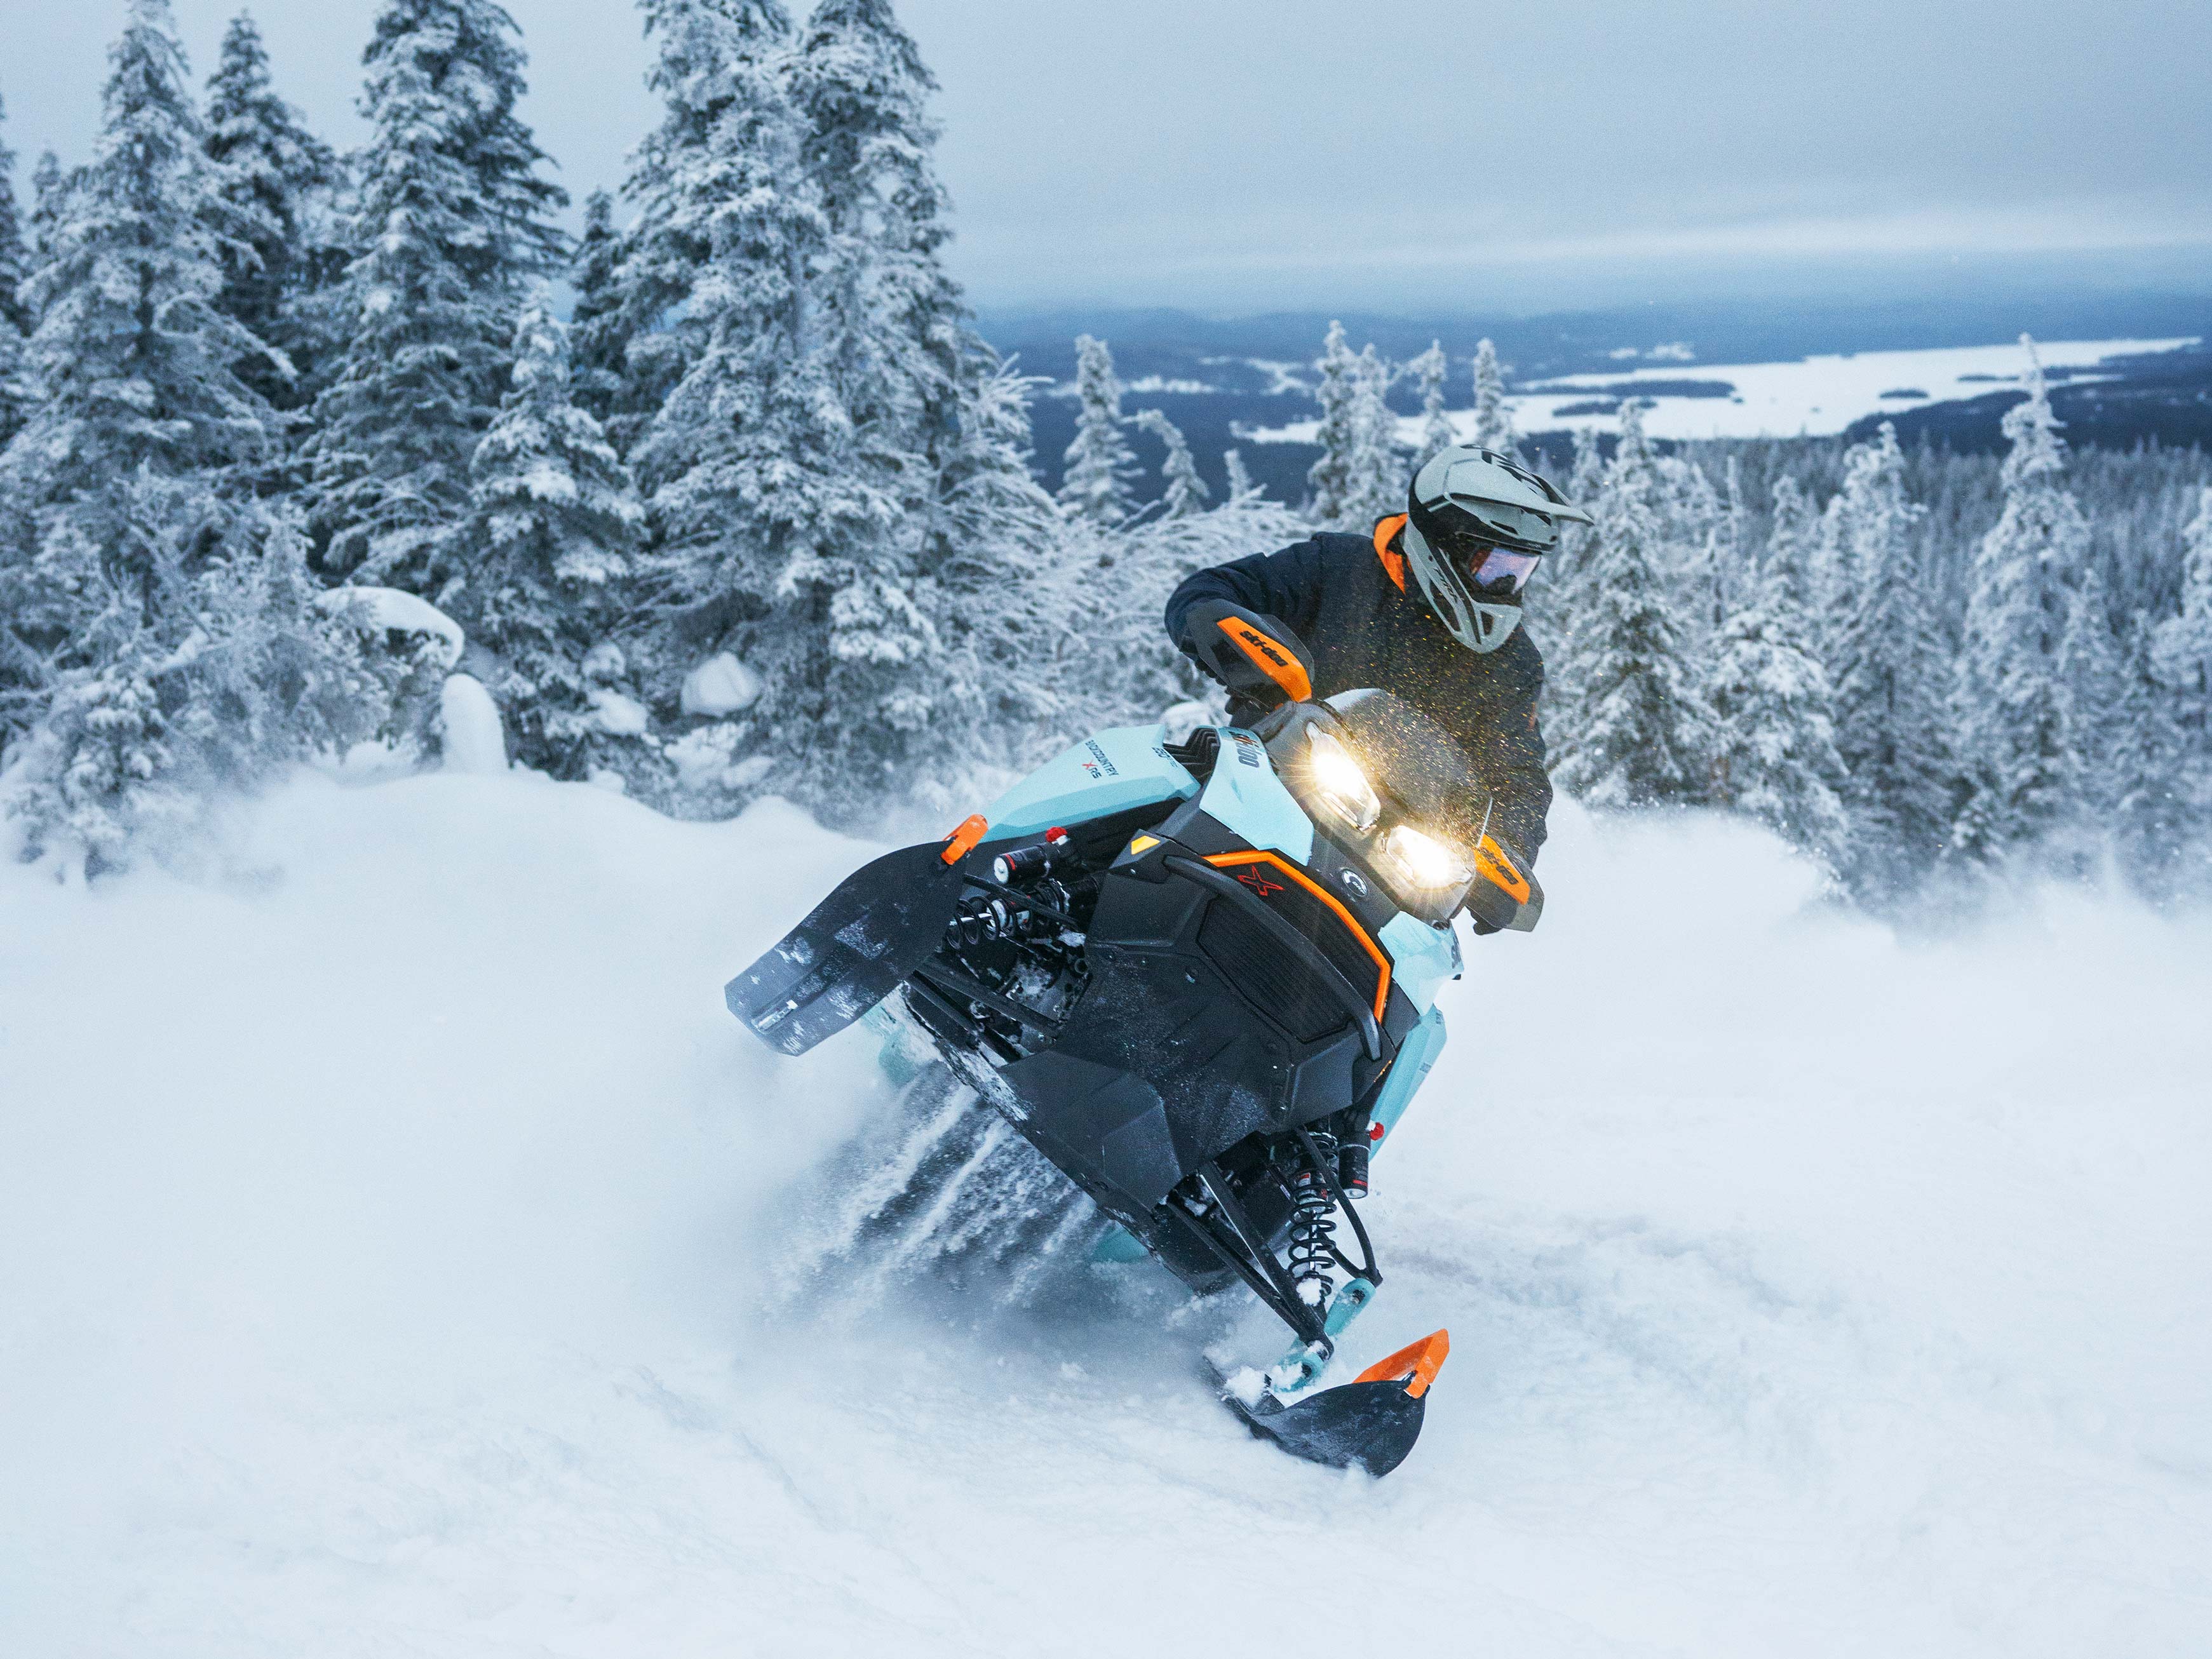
941,814,989,866
1214,617,1313,704
1474,835,1531,904
1202,850,1391,1023
1373,514,1410,591
1352,1329,1450,1399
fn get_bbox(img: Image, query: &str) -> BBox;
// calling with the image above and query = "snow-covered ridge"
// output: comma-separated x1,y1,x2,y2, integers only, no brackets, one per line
1241,335,2201,444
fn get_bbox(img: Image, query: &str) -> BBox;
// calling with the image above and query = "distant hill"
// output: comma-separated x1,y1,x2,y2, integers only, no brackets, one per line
987,293,2212,505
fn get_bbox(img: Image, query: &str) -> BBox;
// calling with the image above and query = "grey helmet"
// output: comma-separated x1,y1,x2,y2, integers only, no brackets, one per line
1401,445,1592,654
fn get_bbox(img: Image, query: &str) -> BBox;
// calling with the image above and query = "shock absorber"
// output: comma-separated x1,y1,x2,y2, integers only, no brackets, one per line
1285,1131,1339,1308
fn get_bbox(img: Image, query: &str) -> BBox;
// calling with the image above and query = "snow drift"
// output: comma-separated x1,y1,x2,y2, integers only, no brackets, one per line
3,770,2209,1657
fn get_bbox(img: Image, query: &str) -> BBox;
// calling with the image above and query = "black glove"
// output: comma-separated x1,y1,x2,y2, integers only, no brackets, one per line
1174,600,1316,711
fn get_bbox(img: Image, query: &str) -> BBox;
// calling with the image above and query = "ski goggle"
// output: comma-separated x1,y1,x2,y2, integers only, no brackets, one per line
1455,544,1541,597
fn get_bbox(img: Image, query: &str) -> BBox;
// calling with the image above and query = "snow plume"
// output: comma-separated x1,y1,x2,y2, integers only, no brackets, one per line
4,770,2209,1655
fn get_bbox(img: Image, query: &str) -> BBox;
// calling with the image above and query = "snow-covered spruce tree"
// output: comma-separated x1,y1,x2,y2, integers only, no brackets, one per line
1133,407,1208,519
2050,563,2124,864
591,0,793,468
306,0,569,596
567,189,626,429
1339,344,1406,530
1058,332,1137,525
1408,340,1455,466
1705,552,1849,873
1821,423,1953,898
1305,319,1359,526
0,97,30,335
790,0,963,469
1566,421,1605,508
1547,403,1714,808
631,24,933,825
459,293,649,782
1,0,276,534
1951,339,2092,864
1657,452,1725,640
1470,336,1516,456
926,347,1075,770
1764,473,1816,609
201,13,339,415
5,488,407,873
1223,446,1258,502
2115,618,2198,897
2150,486,2212,851
790,0,1059,794
27,151,69,269
1534,420,1612,725
0,97,29,453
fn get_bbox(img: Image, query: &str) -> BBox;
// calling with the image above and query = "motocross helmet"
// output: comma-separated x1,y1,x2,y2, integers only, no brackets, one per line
1401,445,1591,654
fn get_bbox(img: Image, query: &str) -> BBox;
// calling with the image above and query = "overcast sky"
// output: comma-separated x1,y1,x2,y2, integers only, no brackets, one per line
7,0,2209,314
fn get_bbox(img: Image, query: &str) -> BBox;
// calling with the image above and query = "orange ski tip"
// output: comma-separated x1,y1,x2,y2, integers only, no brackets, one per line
1352,1329,1450,1399
941,814,988,866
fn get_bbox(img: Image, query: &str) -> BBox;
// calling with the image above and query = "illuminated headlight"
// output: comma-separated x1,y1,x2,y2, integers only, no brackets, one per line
1379,824,1476,895
1302,728,1380,833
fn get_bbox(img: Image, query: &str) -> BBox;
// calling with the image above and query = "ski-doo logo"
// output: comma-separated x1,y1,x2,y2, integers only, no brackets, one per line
1231,732,1262,767
1082,739,1120,780
1233,624,1291,670
1235,868,1286,897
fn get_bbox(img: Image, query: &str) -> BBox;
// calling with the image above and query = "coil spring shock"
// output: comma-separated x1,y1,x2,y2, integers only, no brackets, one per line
949,880,1076,948
1286,1131,1339,1308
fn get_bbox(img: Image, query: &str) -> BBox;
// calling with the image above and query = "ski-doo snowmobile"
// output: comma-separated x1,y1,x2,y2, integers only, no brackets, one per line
725,689,1541,1477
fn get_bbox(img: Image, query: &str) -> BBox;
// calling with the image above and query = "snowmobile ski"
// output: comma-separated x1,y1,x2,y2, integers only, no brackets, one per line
1226,1329,1449,1477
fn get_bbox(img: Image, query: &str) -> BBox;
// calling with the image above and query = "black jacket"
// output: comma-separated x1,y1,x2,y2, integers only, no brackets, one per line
1164,527,1554,862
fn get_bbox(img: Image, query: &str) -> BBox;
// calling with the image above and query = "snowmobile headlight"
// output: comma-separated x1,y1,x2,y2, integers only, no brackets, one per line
1378,824,1476,897
1302,727,1381,833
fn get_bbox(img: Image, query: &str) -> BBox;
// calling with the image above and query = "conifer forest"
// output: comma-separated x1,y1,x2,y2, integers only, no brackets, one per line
2,0,2207,918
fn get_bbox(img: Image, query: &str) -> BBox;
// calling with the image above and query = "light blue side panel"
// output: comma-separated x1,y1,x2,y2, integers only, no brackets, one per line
1380,912,1462,1012
983,725,1197,840
1370,1007,1446,1147
1197,728,1314,864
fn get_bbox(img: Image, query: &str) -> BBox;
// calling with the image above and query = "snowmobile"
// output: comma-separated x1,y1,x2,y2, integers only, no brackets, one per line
725,688,1541,1477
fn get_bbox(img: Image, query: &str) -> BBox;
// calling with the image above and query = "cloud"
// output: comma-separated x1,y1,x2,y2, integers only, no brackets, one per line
8,0,2208,312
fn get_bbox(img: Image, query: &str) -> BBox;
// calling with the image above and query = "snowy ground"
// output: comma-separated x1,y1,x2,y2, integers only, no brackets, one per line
4,769,2210,1657
1244,335,2201,445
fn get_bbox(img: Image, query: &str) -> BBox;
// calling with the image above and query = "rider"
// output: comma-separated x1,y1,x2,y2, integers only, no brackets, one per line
1164,445,1589,898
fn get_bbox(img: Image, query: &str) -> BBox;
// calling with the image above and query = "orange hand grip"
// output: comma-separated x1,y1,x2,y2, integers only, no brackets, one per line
1215,617,1312,704
1475,835,1531,904
1352,1329,1450,1399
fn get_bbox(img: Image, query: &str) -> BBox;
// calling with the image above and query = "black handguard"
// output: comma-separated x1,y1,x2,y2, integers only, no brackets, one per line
1175,599,1317,712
